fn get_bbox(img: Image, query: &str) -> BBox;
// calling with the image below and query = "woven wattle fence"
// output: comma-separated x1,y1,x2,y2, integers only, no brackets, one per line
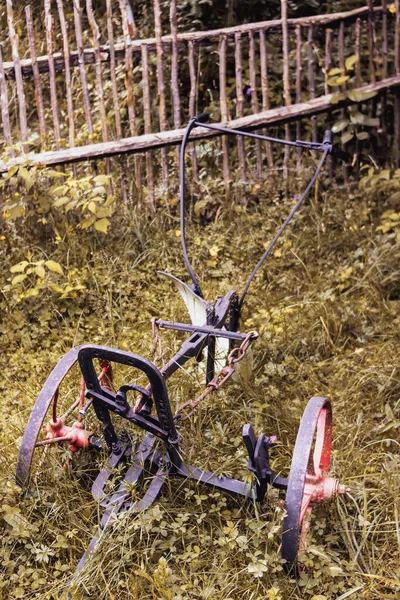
0,1,399,205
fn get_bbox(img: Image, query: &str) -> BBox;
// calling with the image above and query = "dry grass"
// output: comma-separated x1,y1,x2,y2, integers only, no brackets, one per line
0,175,399,600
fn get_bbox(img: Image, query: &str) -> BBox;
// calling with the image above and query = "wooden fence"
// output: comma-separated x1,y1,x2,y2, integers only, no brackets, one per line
0,1,399,206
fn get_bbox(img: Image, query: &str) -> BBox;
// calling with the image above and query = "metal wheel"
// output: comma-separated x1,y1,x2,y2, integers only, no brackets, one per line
16,347,112,488
282,396,346,572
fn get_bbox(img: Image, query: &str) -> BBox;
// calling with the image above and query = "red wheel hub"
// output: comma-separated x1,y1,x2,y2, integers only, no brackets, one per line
45,418,93,453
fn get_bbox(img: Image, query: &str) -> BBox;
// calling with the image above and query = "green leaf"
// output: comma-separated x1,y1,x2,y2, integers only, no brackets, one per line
7,165,19,178
356,131,369,140
94,218,110,233
34,266,46,278
48,283,64,293
328,67,344,76
327,76,339,86
341,131,354,144
330,92,346,105
10,261,29,273
11,273,27,286
336,75,350,84
331,119,350,133
348,89,377,102
93,175,110,185
95,207,111,219
349,111,378,126
88,201,97,214
45,260,64,275
53,196,70,207
80,215,96,229
345,54,358,70
45,170,68,178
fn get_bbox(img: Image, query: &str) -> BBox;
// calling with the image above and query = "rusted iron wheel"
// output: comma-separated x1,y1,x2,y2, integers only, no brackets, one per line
16,347,110,488
282,396,345,572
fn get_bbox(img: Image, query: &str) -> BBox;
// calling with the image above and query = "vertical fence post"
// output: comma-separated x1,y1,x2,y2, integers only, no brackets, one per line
119,0,142,197
395,0,400,166
281,0,291,182
308,25,317,143
25,6,47,146
219,34,230,197
0,46,14,158
170,0,181,130
106,0,128,203
154,0,169,193
6,0,28,153
73,0,95,144
170,0,181,182
234,32,247,184
354,18,362,87
249,31,262,180
325,26,333,178
87,0,113,191
56,0,77,176
296,25,302,169
141,43,156,210
259,29,274,169
44,0,61,150
324,28,332,95
367,0,377,84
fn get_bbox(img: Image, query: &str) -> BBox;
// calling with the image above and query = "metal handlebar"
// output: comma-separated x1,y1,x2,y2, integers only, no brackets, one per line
179,115,349,305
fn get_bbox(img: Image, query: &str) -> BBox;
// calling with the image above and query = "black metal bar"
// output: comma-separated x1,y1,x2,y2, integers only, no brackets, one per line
176,463,255,499
155,319,258,342
238,146,330,309
195,119,333,153
180,117,204,297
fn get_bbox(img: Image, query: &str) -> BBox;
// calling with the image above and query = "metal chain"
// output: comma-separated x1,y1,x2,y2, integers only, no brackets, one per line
174,331,257,422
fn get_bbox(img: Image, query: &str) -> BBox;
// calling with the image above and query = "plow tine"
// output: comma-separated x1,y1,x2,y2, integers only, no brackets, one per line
65,459,167,598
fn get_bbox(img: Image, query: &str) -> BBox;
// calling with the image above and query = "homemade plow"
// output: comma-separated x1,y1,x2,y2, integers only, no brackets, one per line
16,115,350,582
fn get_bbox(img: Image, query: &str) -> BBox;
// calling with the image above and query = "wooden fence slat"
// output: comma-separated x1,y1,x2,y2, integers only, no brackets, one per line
87,0,113,191
308,25,317,142
154,0,169,193
281,0,291,180
1,75,400,173
119,0,142,195
188,40,198,180
106,0,122,139
324,28,332,95
382,0,388,79
0,6,388,81
170,0,181,129
6,0,28,150
56,0,77,176
367,0,377,84
296,25,302,169
259,29,274,168
234,32,247,183
396,0,400,75
249,30,262,180
86,0,108,143
141,43,155,210
395,0,400,166
355,18,362,87
44,0,61,150
0,46,14,157
73,0,94,141
25,6,47,144
219,34,230,194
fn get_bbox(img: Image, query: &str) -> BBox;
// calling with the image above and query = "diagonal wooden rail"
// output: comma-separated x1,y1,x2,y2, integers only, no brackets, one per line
1,75,399,174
